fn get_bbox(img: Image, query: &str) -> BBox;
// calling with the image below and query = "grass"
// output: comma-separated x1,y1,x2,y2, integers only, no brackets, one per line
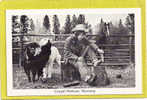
13,64,135,89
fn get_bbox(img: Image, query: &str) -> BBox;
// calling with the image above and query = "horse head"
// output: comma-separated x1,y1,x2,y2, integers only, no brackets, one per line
39,38,52,55
95,22,110,47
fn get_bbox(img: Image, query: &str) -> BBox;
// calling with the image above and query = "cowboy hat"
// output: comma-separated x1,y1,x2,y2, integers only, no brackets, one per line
72,24,88,33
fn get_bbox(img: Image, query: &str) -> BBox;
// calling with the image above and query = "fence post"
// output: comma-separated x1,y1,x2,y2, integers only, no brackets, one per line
129,32,134,64
19,33,24,67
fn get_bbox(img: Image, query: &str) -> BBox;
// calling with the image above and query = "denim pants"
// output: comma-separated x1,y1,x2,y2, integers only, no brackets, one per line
74,47,98,81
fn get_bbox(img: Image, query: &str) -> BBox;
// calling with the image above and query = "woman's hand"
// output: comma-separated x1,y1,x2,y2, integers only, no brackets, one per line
78,57,84,62
97,48,104,54
100,53,104,62
97,48,104,62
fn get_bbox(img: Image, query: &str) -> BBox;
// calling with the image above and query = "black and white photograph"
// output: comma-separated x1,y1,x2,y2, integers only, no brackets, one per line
6,9,142,96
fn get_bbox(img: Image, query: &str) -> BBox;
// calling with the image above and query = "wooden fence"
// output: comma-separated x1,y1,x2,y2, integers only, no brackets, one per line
12,34,134,67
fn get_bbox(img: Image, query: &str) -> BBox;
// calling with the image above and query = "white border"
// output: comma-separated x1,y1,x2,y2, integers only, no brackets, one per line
6,8,142,96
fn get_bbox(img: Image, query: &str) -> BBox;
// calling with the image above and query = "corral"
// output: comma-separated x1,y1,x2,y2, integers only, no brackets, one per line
12,34,135,88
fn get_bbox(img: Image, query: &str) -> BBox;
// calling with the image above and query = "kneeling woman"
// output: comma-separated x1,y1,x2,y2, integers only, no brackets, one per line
64,24,109,86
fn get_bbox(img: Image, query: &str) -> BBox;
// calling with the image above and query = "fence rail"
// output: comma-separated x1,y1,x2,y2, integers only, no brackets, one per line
12,33,135,37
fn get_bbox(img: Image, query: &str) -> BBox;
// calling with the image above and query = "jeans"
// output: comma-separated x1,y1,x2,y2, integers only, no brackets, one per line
74,47,98,81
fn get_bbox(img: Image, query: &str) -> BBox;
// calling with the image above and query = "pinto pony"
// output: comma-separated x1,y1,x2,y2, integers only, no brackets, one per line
23,38,52,82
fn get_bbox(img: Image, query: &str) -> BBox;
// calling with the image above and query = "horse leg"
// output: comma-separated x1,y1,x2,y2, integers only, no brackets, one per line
38,68,43,80
32,70,36,83
24,65,31,82
47,59,53,78
56,55,61,80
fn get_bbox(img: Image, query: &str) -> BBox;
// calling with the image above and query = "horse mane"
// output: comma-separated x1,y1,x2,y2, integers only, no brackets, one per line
40,40,52,55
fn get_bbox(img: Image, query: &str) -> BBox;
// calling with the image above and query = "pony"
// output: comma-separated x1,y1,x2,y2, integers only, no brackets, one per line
23,38,52,82
42,46,61,79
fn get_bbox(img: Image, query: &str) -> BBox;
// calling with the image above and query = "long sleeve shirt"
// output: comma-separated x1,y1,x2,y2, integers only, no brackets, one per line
64,35,100,62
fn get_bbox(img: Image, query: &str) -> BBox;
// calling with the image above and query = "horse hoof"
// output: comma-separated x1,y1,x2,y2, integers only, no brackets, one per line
41,78,47,83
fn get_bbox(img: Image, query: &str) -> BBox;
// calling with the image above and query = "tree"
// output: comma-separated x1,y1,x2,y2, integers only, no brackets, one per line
77,14,85,24
98,18,105,34
125,14,134,34
12,15,20,34
88,24,92,34
53,15,60,34
125,14,135,62
64,15,71,34
30,19,35,31
118,19,128,34
108,21,114,33
85,22,92,34
43,15,50,32
118,19,125,34
117,19,130,44
100,18,104,24
71,14,78,29
20,15,29,34
119,19,123,28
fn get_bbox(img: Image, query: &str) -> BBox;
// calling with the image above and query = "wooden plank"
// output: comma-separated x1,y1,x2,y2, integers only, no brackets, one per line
57,47,131,50
59,48,131,52
97,58,129,61
12,33,135,37
12,47,20,50
104,60,130,63
87,62,129,66
104,49,130,52
12,34,71,37
54,43,134,47
108,52,129,55
85,56,130,59
86,59,130,62
104,54,129,56
99,44,134,47
12,33,134,66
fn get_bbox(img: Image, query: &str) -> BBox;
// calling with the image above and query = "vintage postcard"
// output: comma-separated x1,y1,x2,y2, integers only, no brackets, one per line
5,8,142,96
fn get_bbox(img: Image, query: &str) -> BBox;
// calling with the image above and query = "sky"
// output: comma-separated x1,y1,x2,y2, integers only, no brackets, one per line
12,9,129,34
28,13,128,33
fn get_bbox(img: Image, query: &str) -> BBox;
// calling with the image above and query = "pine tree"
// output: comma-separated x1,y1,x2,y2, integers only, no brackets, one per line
43,15,50,32
12,15,19,34
118,19,129,35
85,22,92,34
20,15,29,34
71,14,78,29
99,18,104,34
53,15,60,34
125,14,134,34
119,19,123,28
64,15,71,34
109,22,113,30
118,19,125,34
88,24,92,34
30,19,35,31
77,14,85,24
100,18,104,24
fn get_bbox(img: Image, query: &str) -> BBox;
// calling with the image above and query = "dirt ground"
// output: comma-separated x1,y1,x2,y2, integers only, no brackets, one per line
13,64,135,89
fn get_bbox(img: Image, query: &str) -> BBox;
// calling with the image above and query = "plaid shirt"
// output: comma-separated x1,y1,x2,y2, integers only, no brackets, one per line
64,35,99,63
